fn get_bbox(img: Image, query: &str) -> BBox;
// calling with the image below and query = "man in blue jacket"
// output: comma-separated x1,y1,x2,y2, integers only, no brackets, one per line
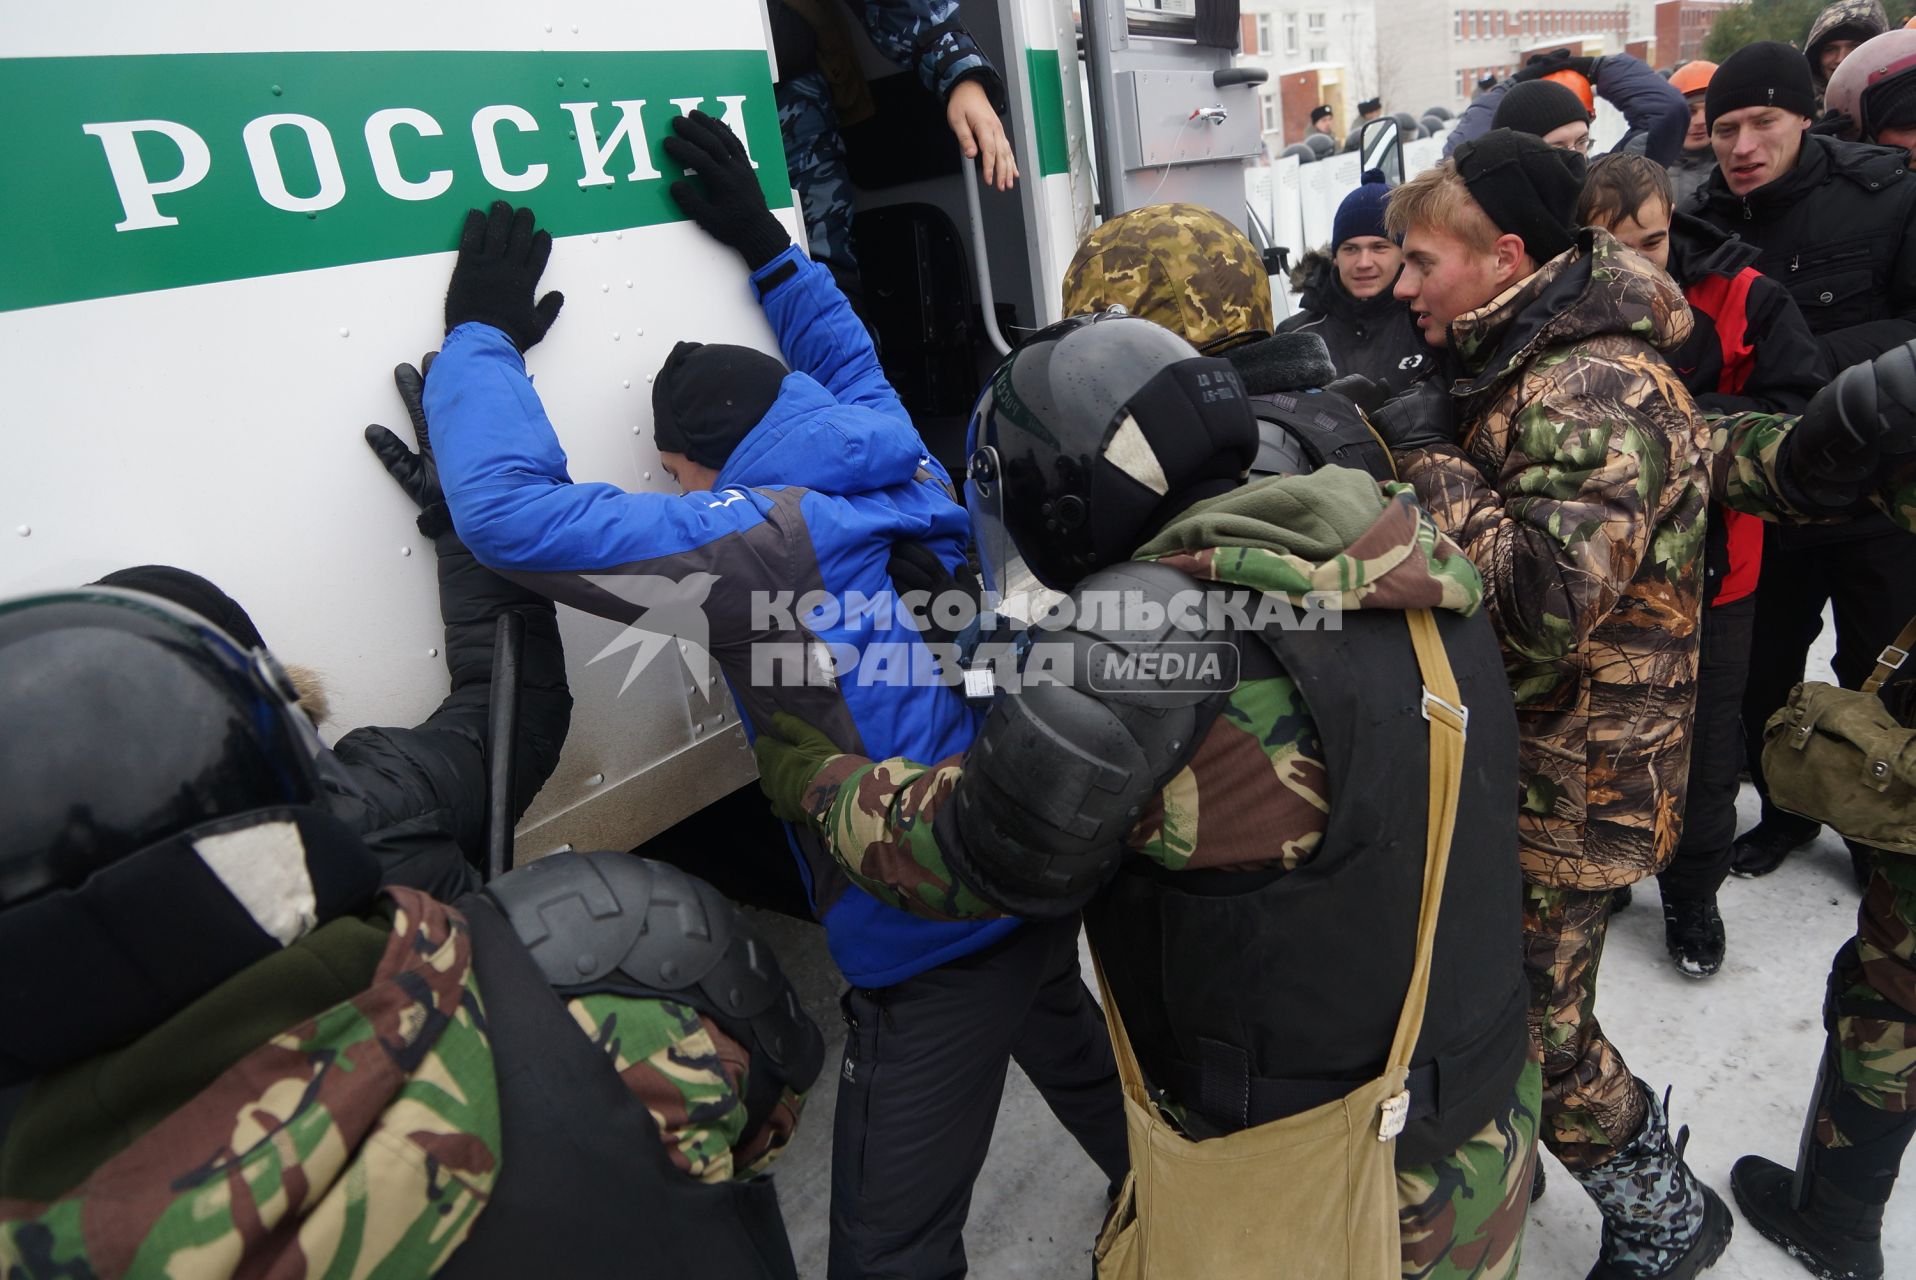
1446,48,1689,164
423,111,1127,1278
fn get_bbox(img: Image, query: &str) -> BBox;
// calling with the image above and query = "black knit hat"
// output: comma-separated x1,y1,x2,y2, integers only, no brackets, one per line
1866,70,1916,134
1706,41,1818,128
1492,80,1592,137
651,341,788,471
1453,129,1585,264
92,565,266,650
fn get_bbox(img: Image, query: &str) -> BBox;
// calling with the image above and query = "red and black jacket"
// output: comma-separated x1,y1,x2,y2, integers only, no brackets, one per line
1666,213,1830,605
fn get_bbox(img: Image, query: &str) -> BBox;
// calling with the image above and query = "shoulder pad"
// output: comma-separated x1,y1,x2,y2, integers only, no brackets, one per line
1251,391,1395,482
486,851,824,1094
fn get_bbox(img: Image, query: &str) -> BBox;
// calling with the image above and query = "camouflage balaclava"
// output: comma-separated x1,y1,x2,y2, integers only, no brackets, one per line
1060,203,1273,352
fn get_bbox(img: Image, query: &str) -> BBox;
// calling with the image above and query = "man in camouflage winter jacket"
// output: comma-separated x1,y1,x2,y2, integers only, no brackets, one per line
1380,129,1729,1280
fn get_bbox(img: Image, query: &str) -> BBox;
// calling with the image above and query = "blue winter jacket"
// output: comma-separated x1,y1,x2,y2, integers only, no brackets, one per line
427,243,1019,986
1444,53,1688,165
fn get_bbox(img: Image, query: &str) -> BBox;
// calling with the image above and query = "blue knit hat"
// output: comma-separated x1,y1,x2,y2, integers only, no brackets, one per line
1332,170,1391,249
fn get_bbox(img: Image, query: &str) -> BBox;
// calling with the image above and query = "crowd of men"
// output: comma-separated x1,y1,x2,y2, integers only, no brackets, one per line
4,3,1916,1279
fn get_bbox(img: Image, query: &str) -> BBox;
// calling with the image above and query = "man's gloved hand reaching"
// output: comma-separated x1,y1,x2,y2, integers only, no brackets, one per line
664,110,793,271
444,201,565,352
1783,338,1916,511
753,712,845,824
1513,49,1600,83
365,354,455,538
1369,377,1459,454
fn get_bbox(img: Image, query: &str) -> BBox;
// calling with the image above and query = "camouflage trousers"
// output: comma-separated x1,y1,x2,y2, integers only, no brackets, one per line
1397,1056,1541,1279
1821,852,1916,1137
777,72,858,277
1523,881,1649,1171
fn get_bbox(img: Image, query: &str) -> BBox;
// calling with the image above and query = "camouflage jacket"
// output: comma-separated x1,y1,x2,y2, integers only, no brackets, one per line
1399,228,1711,890
0,890,799,1278
779,469,1485,921
857,1,1005,106
1806,0,1890,92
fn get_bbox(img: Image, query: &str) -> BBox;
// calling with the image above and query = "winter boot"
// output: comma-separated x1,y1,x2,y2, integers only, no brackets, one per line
1662,896,1725,978
1611,884,1634,914
1532,1156,1547,1202
1730,819,1816,878
1731,1062,1914,1280
1572,1081,1732,1279
1730,1156,1884,1280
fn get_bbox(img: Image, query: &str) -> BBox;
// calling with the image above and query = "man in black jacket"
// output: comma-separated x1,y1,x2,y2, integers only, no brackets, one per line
1277,172,1435,395
93,357,573,901
1687,41,1916,882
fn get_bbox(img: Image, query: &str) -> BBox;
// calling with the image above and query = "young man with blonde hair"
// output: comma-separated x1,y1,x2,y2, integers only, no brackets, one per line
1376,129,1730,1280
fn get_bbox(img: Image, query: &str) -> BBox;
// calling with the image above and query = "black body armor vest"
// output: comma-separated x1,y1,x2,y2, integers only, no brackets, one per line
1088,602,1529,1167
438,894,801,1279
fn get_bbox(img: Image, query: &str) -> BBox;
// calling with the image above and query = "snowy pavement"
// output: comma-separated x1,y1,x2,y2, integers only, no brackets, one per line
762,622,1913,1277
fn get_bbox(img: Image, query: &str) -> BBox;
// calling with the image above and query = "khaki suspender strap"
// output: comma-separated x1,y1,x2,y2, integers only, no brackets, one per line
1387,608,1467,1073
1092,947,1150,1108
1861,613,1916,697
1090,608,1469,1134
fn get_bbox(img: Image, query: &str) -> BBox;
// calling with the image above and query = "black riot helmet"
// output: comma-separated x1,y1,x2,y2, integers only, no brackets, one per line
965,311,1259,593
0,588,379,1085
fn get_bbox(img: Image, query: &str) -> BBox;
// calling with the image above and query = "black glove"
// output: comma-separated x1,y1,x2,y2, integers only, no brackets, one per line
1783,339,1916,509
444,201,564,351
1324,372,1388,416
365,353,455,538
1514,50,1599,82
1368,378,1458,453
1809,108,1857,139
888,541,984,651
662,110,791,271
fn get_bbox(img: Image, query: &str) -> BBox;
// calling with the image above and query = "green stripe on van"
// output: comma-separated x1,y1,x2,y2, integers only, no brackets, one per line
0,49,786,312
1025,48,1070,177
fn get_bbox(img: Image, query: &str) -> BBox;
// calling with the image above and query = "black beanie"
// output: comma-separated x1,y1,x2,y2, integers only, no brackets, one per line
651,341,789,470
1866,71,1916,134
1453,129,1585,265
1492,80,1592,138
1706,41,1818,128
92,565,266,650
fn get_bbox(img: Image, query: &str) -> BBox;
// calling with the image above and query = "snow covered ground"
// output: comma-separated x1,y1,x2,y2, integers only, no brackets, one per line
764,621,1914,1277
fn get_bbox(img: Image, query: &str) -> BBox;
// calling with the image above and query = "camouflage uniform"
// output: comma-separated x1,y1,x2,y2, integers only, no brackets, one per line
776,470,1540,1277
1396,228,1711,1169
0,889,803,1275
776,0,1004,276
1713,418,1916,1149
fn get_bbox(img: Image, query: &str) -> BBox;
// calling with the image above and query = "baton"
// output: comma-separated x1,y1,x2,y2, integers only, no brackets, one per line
484,609,526,883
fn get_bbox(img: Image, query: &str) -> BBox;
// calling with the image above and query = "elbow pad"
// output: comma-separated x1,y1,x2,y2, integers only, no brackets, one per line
937,561,1233,918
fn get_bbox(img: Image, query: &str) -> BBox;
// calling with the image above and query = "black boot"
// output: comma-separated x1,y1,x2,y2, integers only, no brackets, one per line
1730,820,1816,878
1662,896,1725,978
1533,1156,1547,1202
1730,1156,1884,1280
1574,1082,1732,1278
1612,884,1634,914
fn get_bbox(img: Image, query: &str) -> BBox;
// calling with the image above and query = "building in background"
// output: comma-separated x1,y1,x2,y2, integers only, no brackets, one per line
1655,0,1735,66
1376,2,1642,118
1240,0,1378,152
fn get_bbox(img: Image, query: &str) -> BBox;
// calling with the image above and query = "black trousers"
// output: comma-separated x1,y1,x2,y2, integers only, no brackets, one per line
1741,529,1916,838
828,915,1130,1280
1661,595,1757,901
